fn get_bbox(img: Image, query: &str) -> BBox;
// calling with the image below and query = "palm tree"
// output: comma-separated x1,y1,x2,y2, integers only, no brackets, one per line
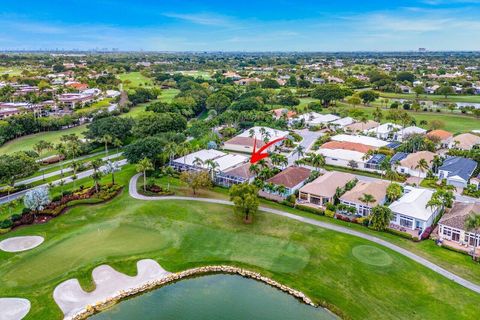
136,158,154,192
249,164,260,175
276,185,287,197
431,155,443,174
193,157,204,168
33,140,53,180
310,154,325,171
71,161,81,189
204,159,219,180
294,145,305,160
99,134,113,155
164,142,178,164
359,193,375,209
91,159,103,192
465,212,480,258
415,158,429,175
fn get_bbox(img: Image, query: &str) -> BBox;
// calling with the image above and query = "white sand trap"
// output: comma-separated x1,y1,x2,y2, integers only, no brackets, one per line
53,259,170,319
0,298,30,320
0,236,44,253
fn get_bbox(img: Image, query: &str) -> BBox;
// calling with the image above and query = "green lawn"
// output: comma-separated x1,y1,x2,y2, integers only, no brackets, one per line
177,70,212,79
334,103,479,134
74,98,112,116
122,89,180,119
118,72,154,88
1,168,480,319
377,91,480,104
0,125,87,155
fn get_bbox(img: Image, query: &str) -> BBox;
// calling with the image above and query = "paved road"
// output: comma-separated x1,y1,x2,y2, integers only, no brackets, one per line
11,152,123,187
129,173,480,295
0,159,128,205
287,129,323,166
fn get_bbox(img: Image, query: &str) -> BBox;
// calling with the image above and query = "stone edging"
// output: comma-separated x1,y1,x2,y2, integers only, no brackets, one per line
69,265,317,320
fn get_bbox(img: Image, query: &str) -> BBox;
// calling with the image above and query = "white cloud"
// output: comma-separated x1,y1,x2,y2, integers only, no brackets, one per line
162,12,233,26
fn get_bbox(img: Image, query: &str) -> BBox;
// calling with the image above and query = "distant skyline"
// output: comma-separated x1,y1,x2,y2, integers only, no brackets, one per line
2,0,480,51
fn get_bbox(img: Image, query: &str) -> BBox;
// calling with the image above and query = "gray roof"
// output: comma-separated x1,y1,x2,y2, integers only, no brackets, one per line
438,156,478,181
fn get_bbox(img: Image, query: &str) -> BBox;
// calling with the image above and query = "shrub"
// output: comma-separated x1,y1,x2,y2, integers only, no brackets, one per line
0,219,13,229
22,207,31,214
326,202,336,211
10,214,21,222
296,204,324,215
386,228,413,240
325,209,335,218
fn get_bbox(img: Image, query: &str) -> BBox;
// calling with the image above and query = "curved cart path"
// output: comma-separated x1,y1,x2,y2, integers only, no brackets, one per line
129,173,480,295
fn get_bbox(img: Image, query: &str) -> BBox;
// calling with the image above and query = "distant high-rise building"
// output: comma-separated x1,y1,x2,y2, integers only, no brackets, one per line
418,48,427,52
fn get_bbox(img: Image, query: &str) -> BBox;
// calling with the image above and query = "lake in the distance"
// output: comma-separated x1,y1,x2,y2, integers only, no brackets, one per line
90,274,336,320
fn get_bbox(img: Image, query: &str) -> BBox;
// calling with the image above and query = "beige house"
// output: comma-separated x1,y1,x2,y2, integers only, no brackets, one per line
453,133,480,150
427,129,453,149
339,181,390,216
438,202,480,251
298,171,355,207
344,120,379,133
395,151,436,178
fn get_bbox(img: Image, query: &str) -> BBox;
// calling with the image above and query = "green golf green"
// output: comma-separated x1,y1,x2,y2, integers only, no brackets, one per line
1,170,480,319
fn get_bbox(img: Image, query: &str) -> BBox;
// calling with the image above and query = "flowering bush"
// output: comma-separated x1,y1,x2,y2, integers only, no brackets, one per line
421,227,433,240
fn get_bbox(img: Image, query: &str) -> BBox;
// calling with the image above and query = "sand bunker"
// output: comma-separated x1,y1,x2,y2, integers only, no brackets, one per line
0,298,30,320
0,236,44,252
53,259,170,319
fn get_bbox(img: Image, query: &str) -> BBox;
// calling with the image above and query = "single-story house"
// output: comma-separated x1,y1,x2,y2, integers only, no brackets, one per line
171,149,248,175
330,134,389,148
294,112,340,127
395,126,427,142
365,123,403,140
389,186,440,237
262,166,311,199
272,108,296,120
329,117,355,129
345,120,379,133
298,171,355,207
395,151,436,178
215,162,256,187
438,156,478,189
438,202,480,249
453,133,480,150
339,181,389,216
427,129,454,149
223,126,289,153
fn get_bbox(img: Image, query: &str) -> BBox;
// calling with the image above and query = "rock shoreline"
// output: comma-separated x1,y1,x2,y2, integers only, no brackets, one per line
69,265,317,320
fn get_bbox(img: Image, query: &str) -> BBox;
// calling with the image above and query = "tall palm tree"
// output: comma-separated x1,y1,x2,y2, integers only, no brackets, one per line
431,155,443,174
99,134,113,155
136,158,154,192
204,159,219,180
465,212,480,258
310,154,325,171
276,185,287,197
415,158,429,175
359,193,376,221
294,145,305,160
193,157,204,168
91,159,103,192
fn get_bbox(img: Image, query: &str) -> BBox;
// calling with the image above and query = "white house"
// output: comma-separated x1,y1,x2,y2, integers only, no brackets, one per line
329,117,354,129
295,112,340,127
330,134,389,148
395,126,427,142
365,123,402,140
389,187,440,237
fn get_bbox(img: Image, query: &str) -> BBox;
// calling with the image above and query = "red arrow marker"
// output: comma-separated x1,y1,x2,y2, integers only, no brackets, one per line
250,137,286,164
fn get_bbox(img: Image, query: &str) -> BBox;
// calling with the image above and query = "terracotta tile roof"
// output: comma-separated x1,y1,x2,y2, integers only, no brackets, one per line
299,171,355,198
321,141,375,153
340,181,389,207
427,129,453,141
345,120,379,133
67,83,88,90
439,202,480,231
266,166,311,188
224,136,266,148
223,163,256,179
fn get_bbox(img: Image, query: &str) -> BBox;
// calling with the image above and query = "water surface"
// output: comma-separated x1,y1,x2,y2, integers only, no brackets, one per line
90,274,336,320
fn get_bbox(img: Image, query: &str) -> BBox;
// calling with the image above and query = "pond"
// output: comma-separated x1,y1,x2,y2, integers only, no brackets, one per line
90,274,336,320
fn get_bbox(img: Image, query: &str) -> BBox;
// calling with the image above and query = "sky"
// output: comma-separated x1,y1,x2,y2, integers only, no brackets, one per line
1,0,480,51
